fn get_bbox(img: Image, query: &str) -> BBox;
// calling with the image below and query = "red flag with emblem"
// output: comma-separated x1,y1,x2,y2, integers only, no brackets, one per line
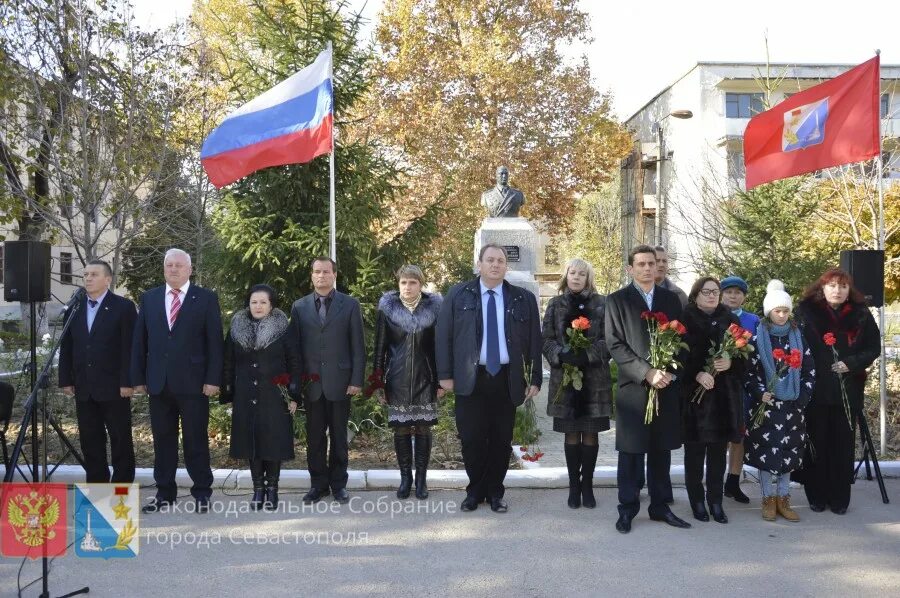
1,483,68,558
744,56,881,189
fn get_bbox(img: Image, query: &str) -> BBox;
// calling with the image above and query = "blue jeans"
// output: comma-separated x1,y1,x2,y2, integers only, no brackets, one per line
759,470,791,497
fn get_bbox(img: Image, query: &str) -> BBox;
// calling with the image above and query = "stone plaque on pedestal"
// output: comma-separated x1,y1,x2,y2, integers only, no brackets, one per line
474,217,540,300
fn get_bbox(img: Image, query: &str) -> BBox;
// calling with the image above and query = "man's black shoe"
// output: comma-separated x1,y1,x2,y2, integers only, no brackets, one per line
649,511,692,529
460,495,479,512
615,514,632,534
196,497,210,514
302,487,330,504
489,498,508,513
141,498,174,514
333,488,350,504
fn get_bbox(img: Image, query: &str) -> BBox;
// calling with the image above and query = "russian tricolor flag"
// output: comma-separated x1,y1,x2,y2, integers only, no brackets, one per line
201,47,334,188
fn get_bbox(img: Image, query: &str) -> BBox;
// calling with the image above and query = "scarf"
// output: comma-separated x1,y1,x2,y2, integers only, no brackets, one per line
755,321,803,401
400,293,422,313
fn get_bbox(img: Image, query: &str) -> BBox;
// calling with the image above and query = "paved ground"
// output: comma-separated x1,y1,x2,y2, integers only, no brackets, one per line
2,480,898,597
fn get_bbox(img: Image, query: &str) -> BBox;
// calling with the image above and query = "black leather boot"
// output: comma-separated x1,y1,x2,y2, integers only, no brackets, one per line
414,433,432,500
564,444,581,509
724,473,750,504
263,460,281,511
580,444,599,509
249,459,265,511
395,434,413,499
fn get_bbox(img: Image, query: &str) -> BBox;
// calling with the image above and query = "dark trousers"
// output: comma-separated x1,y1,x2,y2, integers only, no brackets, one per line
683,441,727,506
455,366,516,501
148,386,213,500
642,449,673,502
74,396,135,483
618,451,672,519
304,396,351,492
803,402,854,510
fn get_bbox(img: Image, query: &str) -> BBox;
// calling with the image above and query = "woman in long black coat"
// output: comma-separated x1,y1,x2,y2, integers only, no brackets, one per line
794,268,880,514
222,284,300,511
542,258,612,509
371,265,443,500
680,277,745,524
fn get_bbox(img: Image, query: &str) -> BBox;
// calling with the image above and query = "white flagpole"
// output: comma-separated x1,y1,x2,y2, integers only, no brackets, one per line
328,41,336,263
875,50,887,456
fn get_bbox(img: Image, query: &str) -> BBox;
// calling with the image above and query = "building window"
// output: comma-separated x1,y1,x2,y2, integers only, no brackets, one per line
882,93,891,118
725,93,764,118
60,252,73,284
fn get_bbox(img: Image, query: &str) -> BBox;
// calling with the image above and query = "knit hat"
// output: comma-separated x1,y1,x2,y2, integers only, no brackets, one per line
720,275,748,294
762,280,792,317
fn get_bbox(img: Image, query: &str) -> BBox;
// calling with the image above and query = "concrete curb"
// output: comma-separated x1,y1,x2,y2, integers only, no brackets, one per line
4,460,899,490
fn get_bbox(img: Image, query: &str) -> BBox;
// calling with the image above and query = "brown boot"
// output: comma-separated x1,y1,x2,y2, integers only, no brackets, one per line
776,495,800,522
761,496,777,521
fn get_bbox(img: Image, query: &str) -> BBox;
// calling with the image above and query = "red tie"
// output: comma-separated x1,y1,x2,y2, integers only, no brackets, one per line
169,289,182,328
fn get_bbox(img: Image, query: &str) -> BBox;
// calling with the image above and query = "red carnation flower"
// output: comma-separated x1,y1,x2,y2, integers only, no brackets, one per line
271,373,291,386
571,316,590,331
823,332,837,346
641,311,653,320
654,312,669,326
772,349,786,361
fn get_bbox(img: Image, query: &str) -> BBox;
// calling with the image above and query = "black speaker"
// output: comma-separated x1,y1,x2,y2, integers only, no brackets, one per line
840,249,884,308
3,240,51,302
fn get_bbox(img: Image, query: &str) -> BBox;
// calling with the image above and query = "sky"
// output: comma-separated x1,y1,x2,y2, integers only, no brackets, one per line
132,0,900,120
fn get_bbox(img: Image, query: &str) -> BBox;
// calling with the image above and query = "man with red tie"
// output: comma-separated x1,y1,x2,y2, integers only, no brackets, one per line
132,248,224,513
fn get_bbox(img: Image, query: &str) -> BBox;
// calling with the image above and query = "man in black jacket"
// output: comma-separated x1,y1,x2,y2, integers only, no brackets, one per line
59,259,137,483
290,257,365,505
436,244,542,513
132,249,223,513
605,244,691,534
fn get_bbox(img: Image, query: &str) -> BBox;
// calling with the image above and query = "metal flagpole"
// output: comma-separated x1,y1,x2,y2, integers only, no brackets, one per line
875,49,887,456
328,41,336,262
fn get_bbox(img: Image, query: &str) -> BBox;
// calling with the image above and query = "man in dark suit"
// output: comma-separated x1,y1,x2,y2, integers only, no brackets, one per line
131,248,223,513
290,257,365,504
59,259,137,483
436,244,542,513
605,244,691,534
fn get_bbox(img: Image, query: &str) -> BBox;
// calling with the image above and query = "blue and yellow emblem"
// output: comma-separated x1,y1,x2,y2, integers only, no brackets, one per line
782,98,829,152
73,484,139,558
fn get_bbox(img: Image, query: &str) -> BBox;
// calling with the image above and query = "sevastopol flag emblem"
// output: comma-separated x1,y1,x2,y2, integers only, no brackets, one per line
74,484,139,558
782,98,829,152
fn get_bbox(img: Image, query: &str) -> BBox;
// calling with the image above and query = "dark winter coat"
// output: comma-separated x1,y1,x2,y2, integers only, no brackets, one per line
372,291,442,413
222,308,300,461
795,298,880,411
680,304,745,444
744,323,815,474
542,289,612,419
605,283,684,453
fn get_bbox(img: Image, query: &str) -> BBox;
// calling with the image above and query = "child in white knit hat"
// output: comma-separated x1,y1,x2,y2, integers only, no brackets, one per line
744,280,816,521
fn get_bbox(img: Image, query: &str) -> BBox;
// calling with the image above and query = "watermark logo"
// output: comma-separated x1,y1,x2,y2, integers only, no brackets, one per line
74,483,140,558
1,483,68,559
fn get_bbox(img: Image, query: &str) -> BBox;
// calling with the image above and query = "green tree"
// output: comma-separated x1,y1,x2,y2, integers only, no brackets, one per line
699,179,833,312
193,0,439,310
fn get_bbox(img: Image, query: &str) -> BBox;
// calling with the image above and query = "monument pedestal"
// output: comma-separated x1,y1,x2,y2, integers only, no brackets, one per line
474,217,540,300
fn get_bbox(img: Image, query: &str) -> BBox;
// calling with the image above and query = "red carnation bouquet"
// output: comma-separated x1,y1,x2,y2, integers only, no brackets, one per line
750,348,802,429
690,323,754,403
363,369,385,398
642,311,688,424
272,373,293,406
824,332,853,429
553,316,592,404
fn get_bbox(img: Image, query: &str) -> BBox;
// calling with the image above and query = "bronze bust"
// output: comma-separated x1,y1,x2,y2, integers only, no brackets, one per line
481,165,525,218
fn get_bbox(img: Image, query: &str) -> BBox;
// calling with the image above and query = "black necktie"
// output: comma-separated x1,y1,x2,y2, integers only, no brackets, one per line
88,299,98,308
486,290,501,375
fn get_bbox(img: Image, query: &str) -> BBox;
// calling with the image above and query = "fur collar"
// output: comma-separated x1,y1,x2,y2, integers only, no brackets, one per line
378,291,443,334
230,308,289,351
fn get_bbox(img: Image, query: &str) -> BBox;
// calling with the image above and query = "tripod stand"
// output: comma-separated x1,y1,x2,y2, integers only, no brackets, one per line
4,300,89,598
852,408,890,504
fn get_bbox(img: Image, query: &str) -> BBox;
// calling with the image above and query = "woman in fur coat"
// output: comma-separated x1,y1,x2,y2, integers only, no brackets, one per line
371,265,444,500
222,284,301,511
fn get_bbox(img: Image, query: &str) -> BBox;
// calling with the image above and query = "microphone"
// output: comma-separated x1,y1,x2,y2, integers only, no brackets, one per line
63,287,87,311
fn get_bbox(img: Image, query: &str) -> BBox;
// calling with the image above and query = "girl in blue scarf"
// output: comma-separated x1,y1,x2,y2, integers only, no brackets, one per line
744,281,815,522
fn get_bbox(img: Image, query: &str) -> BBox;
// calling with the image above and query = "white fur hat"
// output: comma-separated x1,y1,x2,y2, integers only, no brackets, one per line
763,279,793,317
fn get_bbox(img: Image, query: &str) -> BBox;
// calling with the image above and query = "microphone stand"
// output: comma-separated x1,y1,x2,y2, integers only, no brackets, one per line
4,296,89,597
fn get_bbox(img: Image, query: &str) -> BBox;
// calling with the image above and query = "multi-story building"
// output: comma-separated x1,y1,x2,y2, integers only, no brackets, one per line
620,61,900,290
